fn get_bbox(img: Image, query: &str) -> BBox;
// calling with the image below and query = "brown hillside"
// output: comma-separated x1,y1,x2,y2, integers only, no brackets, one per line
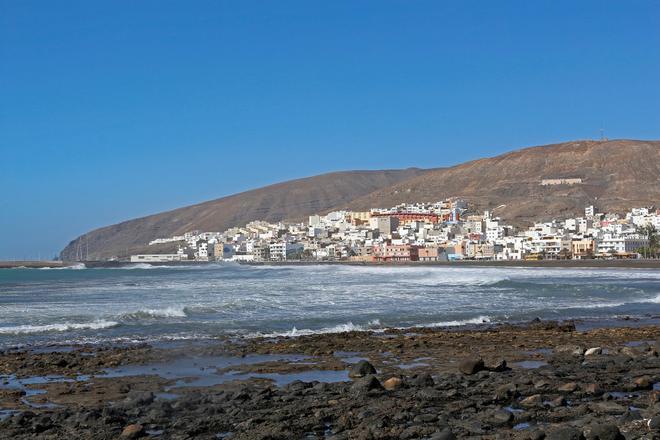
338,139,660,224
61,139,659,261
60,168,428,260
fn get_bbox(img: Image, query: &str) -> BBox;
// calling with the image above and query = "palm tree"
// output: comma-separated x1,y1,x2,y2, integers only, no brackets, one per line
636,225,658,258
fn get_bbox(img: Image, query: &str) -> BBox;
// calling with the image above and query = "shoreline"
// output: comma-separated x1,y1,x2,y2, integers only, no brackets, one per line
242,259,660,269
1,320,659,438
4,258,659,269
0,260,72,269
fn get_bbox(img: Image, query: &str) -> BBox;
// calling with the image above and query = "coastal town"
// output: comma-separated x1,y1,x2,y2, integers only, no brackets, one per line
130,199,660,263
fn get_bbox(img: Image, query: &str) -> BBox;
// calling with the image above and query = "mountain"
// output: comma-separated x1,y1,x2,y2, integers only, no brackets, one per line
61,139,660,261
340,139,660,223
60,168,429,260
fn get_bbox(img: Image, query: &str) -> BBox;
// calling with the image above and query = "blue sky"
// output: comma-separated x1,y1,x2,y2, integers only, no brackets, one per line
1,1,659,259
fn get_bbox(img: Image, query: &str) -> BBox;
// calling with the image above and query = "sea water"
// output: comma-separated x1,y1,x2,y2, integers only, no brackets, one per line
0,263,658,348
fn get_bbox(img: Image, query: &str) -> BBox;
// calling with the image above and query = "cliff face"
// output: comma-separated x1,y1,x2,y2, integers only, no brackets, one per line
339,139,660,225
60,168,429,260
61,139,660,261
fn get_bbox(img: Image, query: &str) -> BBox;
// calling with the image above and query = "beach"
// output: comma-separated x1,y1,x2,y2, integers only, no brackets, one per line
0,320,659,438
1,264,659,438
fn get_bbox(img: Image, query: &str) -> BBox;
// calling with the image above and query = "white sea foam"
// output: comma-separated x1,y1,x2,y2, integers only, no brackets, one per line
333,265,510,286
561,301,627,310
0,320,118,335
39,263,86,270
106,262,234,270
119,263,155,270
423,316,492,327
120,307,188,319
255,319,383,338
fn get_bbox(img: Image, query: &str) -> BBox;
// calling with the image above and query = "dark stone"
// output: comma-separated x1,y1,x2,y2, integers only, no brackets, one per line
546,427,585,440
458,358,485,375
490,408,513,425
649,415,660,430
350,375,383,395
412,413,438,423
527,430,546,440
619,409,642,423
348,360,377,378
126,391,155,407
632,375,652,390
284,380,311,392
487,359,508,372
494,382,518,401
409,373,435,388
549,396,567,407
430,428,456,440
585,423,624,440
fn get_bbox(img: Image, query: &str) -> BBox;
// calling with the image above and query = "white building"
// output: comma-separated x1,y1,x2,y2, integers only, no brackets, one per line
130,254,184,263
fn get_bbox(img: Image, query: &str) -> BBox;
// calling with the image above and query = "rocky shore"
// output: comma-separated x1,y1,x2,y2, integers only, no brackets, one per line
1,321,659,439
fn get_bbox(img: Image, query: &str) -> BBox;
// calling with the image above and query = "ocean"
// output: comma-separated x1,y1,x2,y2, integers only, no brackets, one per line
0,263,658,348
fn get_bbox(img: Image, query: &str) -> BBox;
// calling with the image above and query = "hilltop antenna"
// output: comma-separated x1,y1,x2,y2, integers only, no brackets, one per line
599,126,608,142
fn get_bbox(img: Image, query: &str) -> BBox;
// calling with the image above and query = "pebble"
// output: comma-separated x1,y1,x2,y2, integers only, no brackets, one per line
382,376,403,391
585,347,603,356
120,424,145,439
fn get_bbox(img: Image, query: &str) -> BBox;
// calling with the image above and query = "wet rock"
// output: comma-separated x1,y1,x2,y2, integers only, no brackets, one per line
619,409,642,423
555,345,585,356
590,401,627,415
632,375,652,390
490,408,513,425
650,390,660,403
458,357,484,375
409,372,434,388
487,359,508,372
526,430,546,440
121,423,145,438
494,382,518,401
585,423,624,440
348,360,376,378
558,382,578,393
648,415,660,430
619,346,641,358
546,426,585,440
415,388,443,401
412,413,438,423
534,379,551,390
585,347,603,356
520,394,543,408
400,424,435,439
350,375,382,395
123,391,155,408
584,383,602,395
429,427,456,440
382,376,403,391
549,396,567,407
30,416,53,434
284,380,310,392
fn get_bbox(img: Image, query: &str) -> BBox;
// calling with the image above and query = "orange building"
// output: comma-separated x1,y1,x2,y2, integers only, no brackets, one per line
372,244,419,262
371,212,440,224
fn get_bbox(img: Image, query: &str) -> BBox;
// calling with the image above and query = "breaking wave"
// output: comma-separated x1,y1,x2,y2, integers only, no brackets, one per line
119,307,188,320
39,263,86,270
256,319,383,338
104,263,235,271
423,315,492,327
0,320,118,335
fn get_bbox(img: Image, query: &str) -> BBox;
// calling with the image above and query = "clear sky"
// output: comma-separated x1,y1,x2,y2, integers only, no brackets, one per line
1,1,659,259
